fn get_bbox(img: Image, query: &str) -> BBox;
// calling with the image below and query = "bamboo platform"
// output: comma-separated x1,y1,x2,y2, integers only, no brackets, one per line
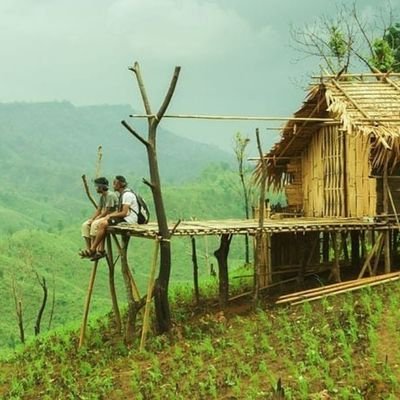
107,216,394,239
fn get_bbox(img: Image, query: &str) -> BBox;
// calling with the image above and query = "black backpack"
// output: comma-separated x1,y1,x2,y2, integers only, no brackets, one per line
120,189,150,224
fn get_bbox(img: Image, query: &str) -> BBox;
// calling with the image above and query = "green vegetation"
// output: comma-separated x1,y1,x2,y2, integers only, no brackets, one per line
0,100,283,353
1,279,400,399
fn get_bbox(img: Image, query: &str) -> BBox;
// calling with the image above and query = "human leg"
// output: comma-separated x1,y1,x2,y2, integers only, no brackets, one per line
81,220,92,250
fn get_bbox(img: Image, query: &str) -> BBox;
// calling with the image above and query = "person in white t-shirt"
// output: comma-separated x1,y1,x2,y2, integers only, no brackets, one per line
84,175,138,261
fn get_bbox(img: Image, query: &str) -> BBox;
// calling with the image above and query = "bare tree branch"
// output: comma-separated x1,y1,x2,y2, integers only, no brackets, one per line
130,62,152,118
81,174,97,208
156,66,181,123
121,120,149,147
34,271,48,336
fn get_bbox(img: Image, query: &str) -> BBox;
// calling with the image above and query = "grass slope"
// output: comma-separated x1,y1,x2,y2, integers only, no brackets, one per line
1,281,400,399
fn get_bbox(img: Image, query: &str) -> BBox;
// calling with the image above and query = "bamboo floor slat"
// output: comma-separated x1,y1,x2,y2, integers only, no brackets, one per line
108,216,396,239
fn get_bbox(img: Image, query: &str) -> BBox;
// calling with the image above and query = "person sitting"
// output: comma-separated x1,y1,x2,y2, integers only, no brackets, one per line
84,175,139,261
79,177,118,258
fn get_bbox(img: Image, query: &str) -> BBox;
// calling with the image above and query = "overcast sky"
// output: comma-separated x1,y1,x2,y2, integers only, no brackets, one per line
0,0,395,151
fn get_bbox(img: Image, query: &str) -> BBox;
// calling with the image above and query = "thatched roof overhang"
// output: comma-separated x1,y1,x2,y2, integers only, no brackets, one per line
254,73,400,188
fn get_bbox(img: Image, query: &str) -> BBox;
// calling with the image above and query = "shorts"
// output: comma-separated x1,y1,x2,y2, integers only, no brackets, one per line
81,217,107,238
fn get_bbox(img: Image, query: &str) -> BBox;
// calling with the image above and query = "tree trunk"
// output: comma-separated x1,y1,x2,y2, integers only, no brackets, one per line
191,236,200,305
214,234,232,307
124,62,180,334
106,234,121,333
34,274,48,336
120,234,138,343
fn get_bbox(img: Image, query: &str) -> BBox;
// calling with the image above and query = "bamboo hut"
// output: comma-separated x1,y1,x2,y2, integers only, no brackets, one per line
254,72,400,282
256,73,400,217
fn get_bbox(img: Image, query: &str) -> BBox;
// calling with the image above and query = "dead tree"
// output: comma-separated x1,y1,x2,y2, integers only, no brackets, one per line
34,271,48,336
11,276,25,344
122,62,180,333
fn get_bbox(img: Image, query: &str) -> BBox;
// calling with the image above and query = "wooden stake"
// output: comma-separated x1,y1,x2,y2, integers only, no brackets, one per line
81,174,97,209
383,160,391,274
140,239,159,351
358,232,384,279
79,260,99,348
106,234,121,333
95,145,103,178
191,236,200,305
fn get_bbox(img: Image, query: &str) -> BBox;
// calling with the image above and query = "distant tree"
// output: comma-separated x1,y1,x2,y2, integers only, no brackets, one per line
291,2,400,73
11,275,25,344
233,133,251,264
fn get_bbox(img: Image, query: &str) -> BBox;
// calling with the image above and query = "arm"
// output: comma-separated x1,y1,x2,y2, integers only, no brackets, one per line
108,204,129,218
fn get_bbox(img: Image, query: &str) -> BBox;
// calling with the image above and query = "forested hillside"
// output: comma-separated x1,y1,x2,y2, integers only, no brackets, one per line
0,101,282,352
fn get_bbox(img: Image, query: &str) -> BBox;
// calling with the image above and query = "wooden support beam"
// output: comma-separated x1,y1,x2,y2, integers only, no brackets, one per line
191,236,200,305
358,232,384,279
214,234,232,308
79,260,99,348
106,235,121,333
331,232,341,282
140,239,160,352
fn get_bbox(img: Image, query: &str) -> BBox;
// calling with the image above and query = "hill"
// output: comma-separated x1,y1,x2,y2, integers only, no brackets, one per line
1,280,400,399
0,100,233,195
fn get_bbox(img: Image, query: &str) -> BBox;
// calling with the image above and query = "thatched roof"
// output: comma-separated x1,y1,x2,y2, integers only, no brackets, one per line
255,73,400,187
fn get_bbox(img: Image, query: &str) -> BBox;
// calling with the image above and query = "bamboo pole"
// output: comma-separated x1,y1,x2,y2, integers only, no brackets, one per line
331,232,341,282
140,240,160,351
312,73,400,78
129,114,336,122
95,145,103,178
291,275,400,306
383,160,391,274
79,260,99,348
106,234,121,333
277,271,400,302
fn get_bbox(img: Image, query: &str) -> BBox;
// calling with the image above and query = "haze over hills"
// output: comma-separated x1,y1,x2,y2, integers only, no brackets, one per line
0,101,234,188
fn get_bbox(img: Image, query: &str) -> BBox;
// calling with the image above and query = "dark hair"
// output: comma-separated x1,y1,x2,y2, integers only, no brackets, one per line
94,177,109,186
115,175,127,186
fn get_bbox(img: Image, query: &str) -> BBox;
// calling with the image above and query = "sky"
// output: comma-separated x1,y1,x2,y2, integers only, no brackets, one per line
0,0,394,152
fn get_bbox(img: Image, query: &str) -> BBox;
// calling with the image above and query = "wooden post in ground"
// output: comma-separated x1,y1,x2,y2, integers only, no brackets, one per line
112,234,141,301
351,231,360,268
79,260,99,348
214,234,232,308
191,236,200,305
383,160,391,273
331,232,341,282
140,239,160,351
254,128,270,304
106,234,121,333
120,234,138,343
322,233,330,263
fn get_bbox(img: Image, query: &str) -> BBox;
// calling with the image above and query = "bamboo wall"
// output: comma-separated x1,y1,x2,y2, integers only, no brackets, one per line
346,134,376,216
301,129,324,216
285,159,303,211
291,126,376,217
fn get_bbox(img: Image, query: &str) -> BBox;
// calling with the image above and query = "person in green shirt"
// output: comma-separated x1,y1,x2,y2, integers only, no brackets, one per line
79,177,118,258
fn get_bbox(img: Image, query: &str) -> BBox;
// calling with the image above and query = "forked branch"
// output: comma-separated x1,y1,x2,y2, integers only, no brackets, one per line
129,62,152,117
156,66,181,123
121,120,149,147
